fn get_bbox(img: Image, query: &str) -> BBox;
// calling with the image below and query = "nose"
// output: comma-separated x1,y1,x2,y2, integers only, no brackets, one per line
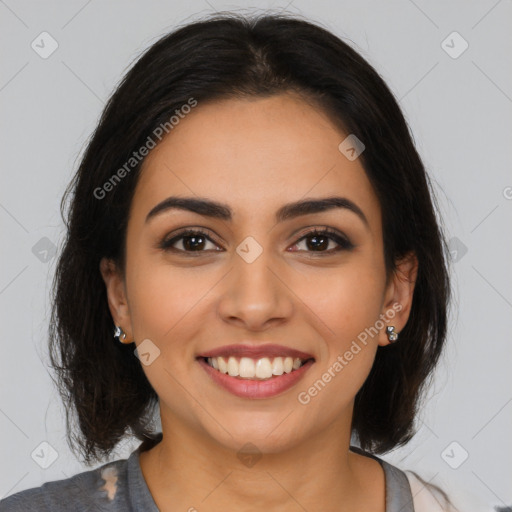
217,242,294,331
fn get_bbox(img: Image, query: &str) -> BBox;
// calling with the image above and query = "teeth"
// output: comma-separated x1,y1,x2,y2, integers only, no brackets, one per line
205,356,307,380
272,357,284,376
227,356,238,377
239,357,255,378
255,357,273,378
217,356,227,374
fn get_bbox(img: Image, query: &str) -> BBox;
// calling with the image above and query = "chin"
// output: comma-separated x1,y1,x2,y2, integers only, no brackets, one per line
203,415,307,456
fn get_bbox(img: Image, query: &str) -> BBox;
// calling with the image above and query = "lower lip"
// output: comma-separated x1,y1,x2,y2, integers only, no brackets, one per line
197,357,315,399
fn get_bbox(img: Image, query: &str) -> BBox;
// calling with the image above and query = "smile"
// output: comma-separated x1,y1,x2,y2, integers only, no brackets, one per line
203,355,310,379
196,356,315,399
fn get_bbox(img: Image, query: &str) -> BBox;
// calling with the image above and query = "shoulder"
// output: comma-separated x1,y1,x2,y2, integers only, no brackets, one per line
404,470,459,512
0,457,130,512
349,445,461,512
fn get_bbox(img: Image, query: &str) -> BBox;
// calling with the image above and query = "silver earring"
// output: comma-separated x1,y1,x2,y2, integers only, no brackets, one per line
386,326,399,343
114,325,130,344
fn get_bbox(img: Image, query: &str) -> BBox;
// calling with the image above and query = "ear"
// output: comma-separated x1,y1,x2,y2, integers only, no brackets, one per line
378,251,418,347
99,257,133,342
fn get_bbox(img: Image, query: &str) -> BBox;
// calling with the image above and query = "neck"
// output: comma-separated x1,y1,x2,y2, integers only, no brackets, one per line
138,405,385,511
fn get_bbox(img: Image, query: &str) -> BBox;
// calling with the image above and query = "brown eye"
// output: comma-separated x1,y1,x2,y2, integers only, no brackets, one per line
159,229,222,253
289,228,354,254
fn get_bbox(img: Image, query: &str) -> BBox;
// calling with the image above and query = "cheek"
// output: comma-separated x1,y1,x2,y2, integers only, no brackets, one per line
290,259,385,404
293,260,385,345
124,260,212,417
126,259,208,343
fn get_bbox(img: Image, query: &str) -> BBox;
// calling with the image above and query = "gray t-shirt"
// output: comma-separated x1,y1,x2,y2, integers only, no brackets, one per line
0,444,414,511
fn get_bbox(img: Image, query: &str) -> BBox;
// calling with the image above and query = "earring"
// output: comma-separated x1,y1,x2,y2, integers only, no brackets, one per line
114,325,132,344
386,326,399,343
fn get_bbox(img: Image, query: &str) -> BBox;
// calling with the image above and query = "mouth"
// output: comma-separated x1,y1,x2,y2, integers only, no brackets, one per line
195,352,316,399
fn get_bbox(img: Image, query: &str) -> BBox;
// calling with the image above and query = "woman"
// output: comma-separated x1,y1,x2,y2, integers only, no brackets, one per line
1,12,457,511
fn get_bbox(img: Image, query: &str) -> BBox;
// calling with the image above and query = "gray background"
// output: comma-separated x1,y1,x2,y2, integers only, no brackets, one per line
1,0,511,510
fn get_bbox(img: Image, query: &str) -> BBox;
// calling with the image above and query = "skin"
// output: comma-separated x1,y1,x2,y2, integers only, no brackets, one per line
100,93,418,511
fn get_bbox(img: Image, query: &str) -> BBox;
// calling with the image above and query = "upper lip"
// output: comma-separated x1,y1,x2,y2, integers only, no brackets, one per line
197,343,315,361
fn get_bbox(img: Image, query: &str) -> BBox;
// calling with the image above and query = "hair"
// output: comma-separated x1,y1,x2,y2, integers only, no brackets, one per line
49,11,451,466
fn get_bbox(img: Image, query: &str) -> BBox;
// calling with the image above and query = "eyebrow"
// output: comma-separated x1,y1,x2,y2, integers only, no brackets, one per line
145,195,369,228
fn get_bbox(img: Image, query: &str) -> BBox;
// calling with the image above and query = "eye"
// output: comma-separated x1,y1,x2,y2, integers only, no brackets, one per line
159,228,222,254
158,226,354,255
288,227,354,255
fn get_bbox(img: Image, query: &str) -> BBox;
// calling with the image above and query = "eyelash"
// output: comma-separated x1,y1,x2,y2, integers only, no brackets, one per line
158,227,355,256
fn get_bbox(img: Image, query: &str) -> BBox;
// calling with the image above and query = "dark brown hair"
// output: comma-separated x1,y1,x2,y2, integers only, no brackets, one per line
49,11,451,465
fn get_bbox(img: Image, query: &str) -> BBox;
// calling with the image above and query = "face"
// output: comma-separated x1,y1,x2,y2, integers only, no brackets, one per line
101,93,417,454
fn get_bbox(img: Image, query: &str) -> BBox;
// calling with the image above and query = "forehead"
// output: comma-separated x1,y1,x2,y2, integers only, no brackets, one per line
132,94,380,228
